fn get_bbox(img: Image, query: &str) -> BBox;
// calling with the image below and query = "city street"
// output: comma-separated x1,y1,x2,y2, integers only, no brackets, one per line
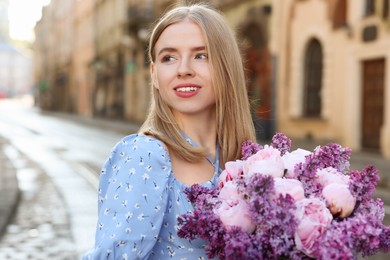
0,97,140,259
0,97,389,259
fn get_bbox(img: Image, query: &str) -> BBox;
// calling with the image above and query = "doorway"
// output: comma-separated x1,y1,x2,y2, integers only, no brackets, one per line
361,58,385,150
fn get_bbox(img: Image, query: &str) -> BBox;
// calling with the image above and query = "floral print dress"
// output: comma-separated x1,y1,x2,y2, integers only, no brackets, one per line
83,134,221,259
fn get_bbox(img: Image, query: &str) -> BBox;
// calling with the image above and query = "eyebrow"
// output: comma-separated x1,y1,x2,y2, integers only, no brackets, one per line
157,46,207,57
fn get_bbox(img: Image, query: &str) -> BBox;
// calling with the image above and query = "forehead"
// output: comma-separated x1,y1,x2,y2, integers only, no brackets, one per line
155,20,206,50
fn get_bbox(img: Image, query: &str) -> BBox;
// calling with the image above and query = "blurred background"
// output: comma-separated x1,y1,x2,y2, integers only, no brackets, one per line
0,0,389,259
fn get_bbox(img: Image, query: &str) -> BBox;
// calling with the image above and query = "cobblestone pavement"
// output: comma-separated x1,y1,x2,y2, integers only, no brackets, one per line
0,142,77,259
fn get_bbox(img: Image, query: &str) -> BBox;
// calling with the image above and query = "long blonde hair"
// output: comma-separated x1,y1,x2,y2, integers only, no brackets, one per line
140,3,256,165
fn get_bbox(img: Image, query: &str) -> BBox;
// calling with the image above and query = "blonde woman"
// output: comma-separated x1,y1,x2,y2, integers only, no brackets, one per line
83,3,256,259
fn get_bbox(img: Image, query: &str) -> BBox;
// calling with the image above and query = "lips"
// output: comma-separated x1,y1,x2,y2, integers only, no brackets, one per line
176,86,200,92
174,84,201,98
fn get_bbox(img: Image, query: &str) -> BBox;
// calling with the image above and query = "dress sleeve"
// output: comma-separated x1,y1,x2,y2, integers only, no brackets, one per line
82,134,171,260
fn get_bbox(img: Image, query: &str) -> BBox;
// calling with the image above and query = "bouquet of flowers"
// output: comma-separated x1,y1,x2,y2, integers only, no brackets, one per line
177,133,390,259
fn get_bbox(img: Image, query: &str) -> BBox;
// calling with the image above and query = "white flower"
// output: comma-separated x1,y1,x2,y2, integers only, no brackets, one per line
282,148,311,178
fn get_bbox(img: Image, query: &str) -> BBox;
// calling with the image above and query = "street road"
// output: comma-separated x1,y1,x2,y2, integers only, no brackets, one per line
0,97,388,259
0,97,139,258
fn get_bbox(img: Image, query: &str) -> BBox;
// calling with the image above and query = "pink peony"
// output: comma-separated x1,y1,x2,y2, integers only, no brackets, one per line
322,183,356,218
315,167,349,187
294,198,333,257
219,181,242,200
218,160,244,188
243,145,284,178
214,199,255,234
273,178,305,201
282,148,312,178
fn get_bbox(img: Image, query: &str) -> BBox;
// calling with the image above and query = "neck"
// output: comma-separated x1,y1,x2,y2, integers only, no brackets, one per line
174,111,217,158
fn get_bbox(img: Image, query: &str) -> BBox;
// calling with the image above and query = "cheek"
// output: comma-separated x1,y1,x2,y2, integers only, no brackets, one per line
198,65,211,78
154,67,174,89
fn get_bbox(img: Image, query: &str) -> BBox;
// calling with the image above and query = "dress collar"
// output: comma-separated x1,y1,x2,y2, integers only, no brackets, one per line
180,131,222,174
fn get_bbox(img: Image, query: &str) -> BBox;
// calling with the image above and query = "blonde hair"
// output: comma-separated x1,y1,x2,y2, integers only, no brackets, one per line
140,3,256,165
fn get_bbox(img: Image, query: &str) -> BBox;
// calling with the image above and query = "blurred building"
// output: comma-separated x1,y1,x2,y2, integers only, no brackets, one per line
0,0,33,98
0,0,9,40
73,0,95,116
33,0,390,159
0,40,33,97
216,0,274,141
33,3,53,108
34,0,74,111
272,0,390,158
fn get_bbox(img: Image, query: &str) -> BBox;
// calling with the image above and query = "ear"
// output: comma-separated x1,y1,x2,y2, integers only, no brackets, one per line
150,63,159,89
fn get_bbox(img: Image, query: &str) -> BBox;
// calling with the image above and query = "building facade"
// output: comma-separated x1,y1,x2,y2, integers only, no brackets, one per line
34,0,75,111
72,0,95,116
0,0,9,40
273,0,390,158
0,0,33,98
33,0,390,158
0,40,32,97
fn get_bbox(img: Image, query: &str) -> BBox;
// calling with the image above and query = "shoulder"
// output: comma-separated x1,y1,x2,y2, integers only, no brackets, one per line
99,134,171,198
125,133,166,149
112,134,167,156
107,134,170,169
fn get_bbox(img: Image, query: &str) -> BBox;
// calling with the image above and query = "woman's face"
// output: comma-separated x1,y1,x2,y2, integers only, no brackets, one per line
151,20,216,120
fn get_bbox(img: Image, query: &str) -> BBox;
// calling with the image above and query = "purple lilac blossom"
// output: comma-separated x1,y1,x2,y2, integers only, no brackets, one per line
271,132,292,156
177,208,227,258
201,214,227,258
177,133,389,259
294,160,323,198
350,215,385,257
352,197,385,222
349,165,379,203
312,143,352,172
315,209,390,258
224,227,259,259
378,225,390,253
242,174,300,258
241,140,263,160
295,143,351,197
183,184,218,203
316,220,356,260
319,214,390,258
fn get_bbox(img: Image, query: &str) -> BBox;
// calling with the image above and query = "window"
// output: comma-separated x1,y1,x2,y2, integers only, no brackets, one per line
383,0,389,19
333,0,348,29
365,0,375,16
303,39,323,118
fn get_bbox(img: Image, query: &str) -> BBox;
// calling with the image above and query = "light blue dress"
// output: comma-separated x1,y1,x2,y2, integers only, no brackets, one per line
83,134,221,260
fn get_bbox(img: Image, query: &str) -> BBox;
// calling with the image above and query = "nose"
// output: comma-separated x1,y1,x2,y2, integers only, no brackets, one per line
177,58,194,77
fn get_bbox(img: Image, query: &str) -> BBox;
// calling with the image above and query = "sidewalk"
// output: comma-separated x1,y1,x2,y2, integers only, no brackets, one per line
0,137,19,239
0,111,142,254
41,110,142,136
0,135,78,259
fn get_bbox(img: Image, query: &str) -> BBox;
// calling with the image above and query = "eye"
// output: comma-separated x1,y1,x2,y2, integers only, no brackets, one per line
161,55,176,63
195,53,208,60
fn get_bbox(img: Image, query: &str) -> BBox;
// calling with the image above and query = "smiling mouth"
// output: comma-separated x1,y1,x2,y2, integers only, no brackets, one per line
175,86,200,92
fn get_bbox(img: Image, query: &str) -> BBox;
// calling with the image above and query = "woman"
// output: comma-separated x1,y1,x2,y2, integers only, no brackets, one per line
83,3,256,259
